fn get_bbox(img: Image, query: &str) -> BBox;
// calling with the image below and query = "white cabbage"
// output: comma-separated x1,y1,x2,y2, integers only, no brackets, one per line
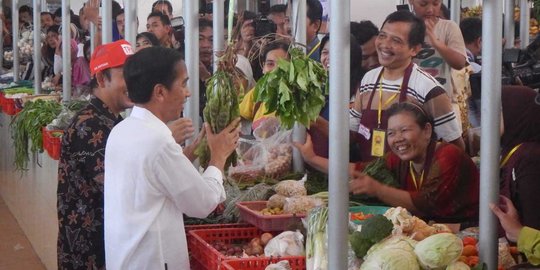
414,233,463,269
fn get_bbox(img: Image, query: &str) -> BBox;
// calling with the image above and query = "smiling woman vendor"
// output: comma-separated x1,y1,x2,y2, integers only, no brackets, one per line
349,102,479,224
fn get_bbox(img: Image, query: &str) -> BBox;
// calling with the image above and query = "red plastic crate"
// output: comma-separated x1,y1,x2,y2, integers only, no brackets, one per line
236,201,306,232
41,127,50,153
42,129,63,160
221,256,306,270
2,97,21,115
48,135,62,160
189,226,270,270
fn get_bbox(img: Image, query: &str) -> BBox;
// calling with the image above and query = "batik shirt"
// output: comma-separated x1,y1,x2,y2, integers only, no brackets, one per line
57,97,122,270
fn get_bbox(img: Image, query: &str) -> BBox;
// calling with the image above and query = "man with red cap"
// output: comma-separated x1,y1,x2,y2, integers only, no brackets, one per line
56,39,134,270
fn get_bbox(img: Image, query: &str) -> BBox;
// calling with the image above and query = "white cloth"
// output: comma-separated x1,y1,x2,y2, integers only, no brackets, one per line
53,54,63,75
104,106,226,270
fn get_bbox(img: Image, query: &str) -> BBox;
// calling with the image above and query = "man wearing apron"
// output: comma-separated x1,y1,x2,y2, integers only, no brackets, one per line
350,11,464,163
295,11,464,174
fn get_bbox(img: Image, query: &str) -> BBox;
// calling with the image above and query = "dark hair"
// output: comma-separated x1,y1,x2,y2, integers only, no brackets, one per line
262,40,290,63
306,0,323,32
381,10,425,47
350,20,379,46
124,47,184,103
152,0,173,14
320,34,365,98
47,25,60,35
440,4,450,20
387,102,433,131
136,32,161,47
89,69,112,90
147,11,171,26
116,9,125,19
460,17,482,44
41,11,53,18
54,7,75,18
270,4,287,14
112,1,122,19
19,5,32,15
199,18,213,31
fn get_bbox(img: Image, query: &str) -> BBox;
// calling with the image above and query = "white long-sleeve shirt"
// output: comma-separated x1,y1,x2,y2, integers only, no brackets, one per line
104,106,225,270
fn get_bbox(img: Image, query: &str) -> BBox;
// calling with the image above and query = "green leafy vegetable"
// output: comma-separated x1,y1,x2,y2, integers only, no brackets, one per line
349,214,393,258
363,158,398,187
253,47,328,129
10,99,62,171
306,206,329,270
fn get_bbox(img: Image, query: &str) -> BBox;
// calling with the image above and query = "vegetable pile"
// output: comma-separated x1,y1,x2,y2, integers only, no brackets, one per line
349,214,394,259
253,47,328,129
195,46,241,170
10,99,62,171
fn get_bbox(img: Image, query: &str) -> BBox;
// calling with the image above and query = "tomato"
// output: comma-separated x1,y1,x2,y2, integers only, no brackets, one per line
462,236,477,246
467,256,480,267
462,244,478,257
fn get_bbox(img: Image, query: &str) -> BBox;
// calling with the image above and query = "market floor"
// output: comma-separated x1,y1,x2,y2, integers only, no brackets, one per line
0,196,46,270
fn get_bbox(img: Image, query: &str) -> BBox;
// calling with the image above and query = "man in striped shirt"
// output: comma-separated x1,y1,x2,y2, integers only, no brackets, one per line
350,10,465,162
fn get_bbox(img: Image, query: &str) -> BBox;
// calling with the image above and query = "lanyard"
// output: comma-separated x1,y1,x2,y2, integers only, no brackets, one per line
409,161,425,190
307,40,321,57
377,75,399,127
369,63,415,128
500,143,522,168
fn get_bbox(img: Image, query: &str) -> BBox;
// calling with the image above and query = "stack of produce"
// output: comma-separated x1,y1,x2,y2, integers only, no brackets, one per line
262,177,323,215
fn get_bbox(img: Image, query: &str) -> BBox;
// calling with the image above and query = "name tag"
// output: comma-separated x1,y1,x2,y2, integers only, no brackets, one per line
371,129,386,157
358,123,371,140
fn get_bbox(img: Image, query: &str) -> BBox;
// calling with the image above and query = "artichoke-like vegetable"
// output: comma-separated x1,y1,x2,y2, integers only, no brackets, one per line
414,233,463,269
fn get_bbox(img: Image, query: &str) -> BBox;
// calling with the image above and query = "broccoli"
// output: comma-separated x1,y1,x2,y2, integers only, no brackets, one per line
349,215,393,258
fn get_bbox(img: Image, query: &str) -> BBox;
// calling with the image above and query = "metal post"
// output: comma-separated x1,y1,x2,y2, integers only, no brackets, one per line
213,0,224,73
124,0,137,46
183,0,200,133
450,0,461,23
102,0,112,44
519,0,529,49
479,0,503,269
90,22,96,54
12,0,19,82
61,0,71,101
504,0,515,49
33,0,41,94
292,0,307,172
328,0,350,268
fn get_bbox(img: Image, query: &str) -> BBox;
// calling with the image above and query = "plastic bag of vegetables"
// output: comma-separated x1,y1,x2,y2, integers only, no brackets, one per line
264,230,305,257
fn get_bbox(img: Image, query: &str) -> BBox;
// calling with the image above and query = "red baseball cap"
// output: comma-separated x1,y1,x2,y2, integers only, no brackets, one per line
90,40,134,76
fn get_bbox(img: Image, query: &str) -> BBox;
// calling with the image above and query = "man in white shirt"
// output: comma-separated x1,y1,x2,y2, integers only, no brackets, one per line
104,47,240,270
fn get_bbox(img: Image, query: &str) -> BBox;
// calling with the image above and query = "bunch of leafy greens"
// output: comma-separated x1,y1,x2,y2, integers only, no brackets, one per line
195,70,240,169
11,99,62,171
253,47,328,129
363,158,398,187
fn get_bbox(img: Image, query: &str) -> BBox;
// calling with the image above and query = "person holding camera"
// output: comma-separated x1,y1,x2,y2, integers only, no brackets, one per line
147,12,179,49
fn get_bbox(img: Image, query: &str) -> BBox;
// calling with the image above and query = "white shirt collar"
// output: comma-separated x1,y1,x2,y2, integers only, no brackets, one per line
129,106,172,136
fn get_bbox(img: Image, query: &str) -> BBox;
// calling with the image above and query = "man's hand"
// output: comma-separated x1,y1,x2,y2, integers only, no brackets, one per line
84,0,100,25
206,118,241,170
183,127,205,162
490,195,523,242
167,118,195,145
199,61,212,82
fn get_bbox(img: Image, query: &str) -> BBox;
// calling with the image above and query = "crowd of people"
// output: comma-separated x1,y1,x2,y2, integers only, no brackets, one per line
2,0,539,269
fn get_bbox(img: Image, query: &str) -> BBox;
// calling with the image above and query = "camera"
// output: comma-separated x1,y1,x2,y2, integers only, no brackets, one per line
244,6,277,38
171,16,185,51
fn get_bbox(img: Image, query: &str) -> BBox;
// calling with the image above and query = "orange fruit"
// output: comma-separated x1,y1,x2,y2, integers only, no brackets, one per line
462,236,477,246
462,245,478,256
